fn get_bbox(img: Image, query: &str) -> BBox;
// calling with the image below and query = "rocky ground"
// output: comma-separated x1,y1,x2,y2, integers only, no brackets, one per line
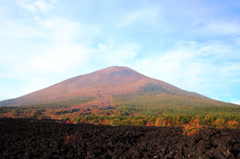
0,118,240,159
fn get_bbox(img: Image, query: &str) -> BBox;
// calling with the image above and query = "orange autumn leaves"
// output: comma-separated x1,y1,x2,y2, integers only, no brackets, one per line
213,119,240,129
227,120,240,129
182,119,240,136
182,119,203,136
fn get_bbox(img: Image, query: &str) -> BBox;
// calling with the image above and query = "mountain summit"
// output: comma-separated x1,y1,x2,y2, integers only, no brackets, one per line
61,66,147,88
0,66,236,108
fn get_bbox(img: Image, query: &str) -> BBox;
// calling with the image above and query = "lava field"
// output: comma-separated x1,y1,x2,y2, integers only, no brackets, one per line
0,118,240,159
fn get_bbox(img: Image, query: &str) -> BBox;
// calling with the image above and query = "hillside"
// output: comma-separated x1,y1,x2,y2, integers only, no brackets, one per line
0,66,237,108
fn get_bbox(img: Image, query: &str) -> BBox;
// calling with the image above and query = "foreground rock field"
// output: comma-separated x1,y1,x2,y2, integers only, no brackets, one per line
0,118,240,159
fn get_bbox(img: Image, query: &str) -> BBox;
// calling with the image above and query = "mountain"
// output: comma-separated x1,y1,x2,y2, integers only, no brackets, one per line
0,66,237,108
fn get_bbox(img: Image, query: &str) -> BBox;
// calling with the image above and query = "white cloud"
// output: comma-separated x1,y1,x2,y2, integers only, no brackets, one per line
100,43,141,66
0,3,95,100
0,43,90,76
35,1,54,13
0,15,89,74
0,19,39,38
133,41,240,97
49,0,57,3
234,37,240,45
19,2,37,14
231,100,240,105
35,17,83,44
0,43,91,99
200,20,240,35
99,44,106,49
18,0,55,14
117,7,160,27
219,64,240,77
29,44,89,73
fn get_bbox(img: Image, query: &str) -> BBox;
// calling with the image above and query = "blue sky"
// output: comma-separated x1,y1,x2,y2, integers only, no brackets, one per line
0,0,240,105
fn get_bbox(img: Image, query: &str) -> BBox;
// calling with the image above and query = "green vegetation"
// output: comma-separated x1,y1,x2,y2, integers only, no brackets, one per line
114,91,237,110
1,104,240,129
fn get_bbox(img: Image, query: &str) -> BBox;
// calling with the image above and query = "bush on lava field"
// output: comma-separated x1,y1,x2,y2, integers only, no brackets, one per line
182,119,203,136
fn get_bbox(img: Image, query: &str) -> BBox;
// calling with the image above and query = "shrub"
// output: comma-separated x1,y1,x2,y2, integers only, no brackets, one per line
155,116,164,126
162,118,171,127
146,120,154,126
213,119,226,129
226,120,240,129
182,119,203,136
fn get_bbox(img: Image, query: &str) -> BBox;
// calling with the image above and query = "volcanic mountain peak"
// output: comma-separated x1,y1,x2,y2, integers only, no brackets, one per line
81,66,147,84
0,66,237,108
59,66,148,89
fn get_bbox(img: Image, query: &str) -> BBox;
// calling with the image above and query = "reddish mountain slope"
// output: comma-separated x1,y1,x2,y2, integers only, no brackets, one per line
0,66,236,108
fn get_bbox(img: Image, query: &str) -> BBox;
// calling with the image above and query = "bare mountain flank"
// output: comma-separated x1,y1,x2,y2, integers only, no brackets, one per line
0,66,236,108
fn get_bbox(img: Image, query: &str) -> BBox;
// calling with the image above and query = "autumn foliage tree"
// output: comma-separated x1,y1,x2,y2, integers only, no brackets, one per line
162,118,171,127
226,120,240,129
155,116,164,126
182,119,203,136
146,120,154,126
213,119,226,129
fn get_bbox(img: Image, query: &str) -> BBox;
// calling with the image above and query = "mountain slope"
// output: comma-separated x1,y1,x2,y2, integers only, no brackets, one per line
0,66,237,108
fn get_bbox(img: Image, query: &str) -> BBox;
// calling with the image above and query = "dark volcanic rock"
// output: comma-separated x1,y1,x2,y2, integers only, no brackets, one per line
1,118,240,159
